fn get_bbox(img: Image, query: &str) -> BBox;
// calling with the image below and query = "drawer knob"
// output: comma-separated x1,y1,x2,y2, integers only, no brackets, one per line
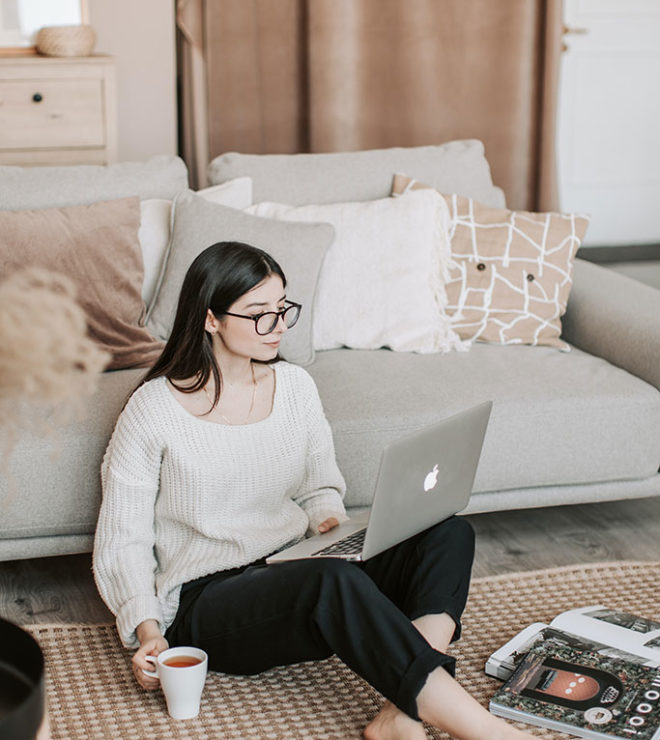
32,93,43,103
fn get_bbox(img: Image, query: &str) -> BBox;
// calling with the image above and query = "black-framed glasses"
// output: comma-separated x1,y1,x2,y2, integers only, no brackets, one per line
223,300,302,335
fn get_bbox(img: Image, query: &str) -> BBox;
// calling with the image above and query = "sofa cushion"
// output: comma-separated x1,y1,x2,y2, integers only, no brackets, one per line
307,345,660,508
209,140,506,208
3,345,659,541
146,190,335,366
0,155,188,211
0,368,144,541
248,190,465,354
0,198,163,371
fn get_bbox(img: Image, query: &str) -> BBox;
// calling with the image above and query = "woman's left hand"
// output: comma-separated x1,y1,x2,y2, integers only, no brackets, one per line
318,517,340,533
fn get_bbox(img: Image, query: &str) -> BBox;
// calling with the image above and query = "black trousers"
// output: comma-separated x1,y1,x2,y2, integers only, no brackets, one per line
165,516,475,720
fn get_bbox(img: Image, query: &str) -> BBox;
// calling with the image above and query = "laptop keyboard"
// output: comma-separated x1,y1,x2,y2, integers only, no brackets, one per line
311,528,367,557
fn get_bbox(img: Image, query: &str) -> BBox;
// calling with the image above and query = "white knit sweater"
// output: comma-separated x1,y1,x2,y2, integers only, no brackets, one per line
93,362,347,648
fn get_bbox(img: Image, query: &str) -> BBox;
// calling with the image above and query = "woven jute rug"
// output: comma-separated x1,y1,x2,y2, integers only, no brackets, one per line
25,561,660,739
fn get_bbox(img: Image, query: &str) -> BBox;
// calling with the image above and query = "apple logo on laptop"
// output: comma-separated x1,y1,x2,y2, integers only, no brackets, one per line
423,464,439,493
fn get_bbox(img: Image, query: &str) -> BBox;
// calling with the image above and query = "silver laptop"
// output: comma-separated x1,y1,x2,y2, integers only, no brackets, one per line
267,400,492,564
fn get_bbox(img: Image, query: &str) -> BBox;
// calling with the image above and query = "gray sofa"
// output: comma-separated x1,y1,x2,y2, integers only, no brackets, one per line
2,144,660,562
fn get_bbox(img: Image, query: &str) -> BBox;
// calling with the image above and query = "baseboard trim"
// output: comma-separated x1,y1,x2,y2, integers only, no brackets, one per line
578,244,660,263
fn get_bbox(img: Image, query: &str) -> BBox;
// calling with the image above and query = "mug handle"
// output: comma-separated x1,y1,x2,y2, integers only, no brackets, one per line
142,654,159,679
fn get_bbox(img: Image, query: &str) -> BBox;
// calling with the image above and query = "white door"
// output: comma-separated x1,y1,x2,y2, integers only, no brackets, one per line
557,0,660,246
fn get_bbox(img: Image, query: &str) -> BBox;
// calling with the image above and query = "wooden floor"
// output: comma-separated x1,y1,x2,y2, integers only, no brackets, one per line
1,496,659,627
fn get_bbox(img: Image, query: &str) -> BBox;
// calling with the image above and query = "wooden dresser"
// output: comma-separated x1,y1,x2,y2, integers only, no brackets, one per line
0,55,117,166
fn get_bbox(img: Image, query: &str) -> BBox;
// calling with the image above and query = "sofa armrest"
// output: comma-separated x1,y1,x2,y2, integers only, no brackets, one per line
562,258,660,391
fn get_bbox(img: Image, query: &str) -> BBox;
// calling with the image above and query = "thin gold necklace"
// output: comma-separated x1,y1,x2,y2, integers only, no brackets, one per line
203,362,257,425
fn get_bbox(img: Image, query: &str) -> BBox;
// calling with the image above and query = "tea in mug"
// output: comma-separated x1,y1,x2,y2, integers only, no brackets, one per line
163,656,203,668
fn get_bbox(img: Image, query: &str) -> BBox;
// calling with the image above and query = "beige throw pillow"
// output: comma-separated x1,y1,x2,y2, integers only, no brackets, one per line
0,197,163,370
392,174,590,350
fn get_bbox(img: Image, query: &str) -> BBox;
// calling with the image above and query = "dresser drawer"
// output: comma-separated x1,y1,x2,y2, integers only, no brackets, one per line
0,78,105,149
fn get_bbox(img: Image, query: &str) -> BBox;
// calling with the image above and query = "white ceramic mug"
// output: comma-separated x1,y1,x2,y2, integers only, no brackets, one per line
143,646,208,720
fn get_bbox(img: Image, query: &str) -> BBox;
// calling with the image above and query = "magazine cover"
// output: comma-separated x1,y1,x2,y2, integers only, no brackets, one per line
487,606,660,681
490,644,660,740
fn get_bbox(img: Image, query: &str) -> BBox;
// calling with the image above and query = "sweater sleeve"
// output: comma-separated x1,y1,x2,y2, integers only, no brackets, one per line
92,387,164,649
290,369,348,536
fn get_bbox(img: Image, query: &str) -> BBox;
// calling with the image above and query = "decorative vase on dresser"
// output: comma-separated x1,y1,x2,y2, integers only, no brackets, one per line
0,54,117,166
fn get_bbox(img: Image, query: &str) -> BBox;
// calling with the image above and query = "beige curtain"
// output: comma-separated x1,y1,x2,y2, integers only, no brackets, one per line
176,0,209,188
178,0,562,210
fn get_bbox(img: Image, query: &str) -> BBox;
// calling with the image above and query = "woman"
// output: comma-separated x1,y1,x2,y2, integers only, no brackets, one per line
93,242,533,740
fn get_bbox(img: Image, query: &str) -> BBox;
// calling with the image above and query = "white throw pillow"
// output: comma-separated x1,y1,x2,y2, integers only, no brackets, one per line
139,199,172,306
248,189,466,353
139,177,253,306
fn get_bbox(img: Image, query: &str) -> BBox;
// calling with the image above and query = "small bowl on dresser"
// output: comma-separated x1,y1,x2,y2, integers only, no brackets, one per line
35,24,97,57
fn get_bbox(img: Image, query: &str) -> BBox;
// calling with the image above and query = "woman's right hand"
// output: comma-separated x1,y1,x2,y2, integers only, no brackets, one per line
132,619,169,690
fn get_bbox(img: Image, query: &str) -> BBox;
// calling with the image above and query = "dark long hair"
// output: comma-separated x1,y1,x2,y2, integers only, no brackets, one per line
142,241,286,408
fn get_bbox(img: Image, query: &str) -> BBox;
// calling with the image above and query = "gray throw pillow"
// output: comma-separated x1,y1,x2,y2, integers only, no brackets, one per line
146,190,334,366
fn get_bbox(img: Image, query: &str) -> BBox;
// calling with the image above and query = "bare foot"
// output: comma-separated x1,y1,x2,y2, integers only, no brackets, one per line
363,700,427,740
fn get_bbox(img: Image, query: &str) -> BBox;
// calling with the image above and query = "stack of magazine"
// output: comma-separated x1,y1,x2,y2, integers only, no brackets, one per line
487,605,660,739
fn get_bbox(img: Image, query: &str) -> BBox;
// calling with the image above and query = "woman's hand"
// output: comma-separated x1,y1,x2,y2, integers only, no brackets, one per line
132,619,169,690
318,517,340,534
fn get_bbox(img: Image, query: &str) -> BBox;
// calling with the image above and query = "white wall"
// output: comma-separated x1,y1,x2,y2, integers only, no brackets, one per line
557,0,660,245
88,0,177,161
